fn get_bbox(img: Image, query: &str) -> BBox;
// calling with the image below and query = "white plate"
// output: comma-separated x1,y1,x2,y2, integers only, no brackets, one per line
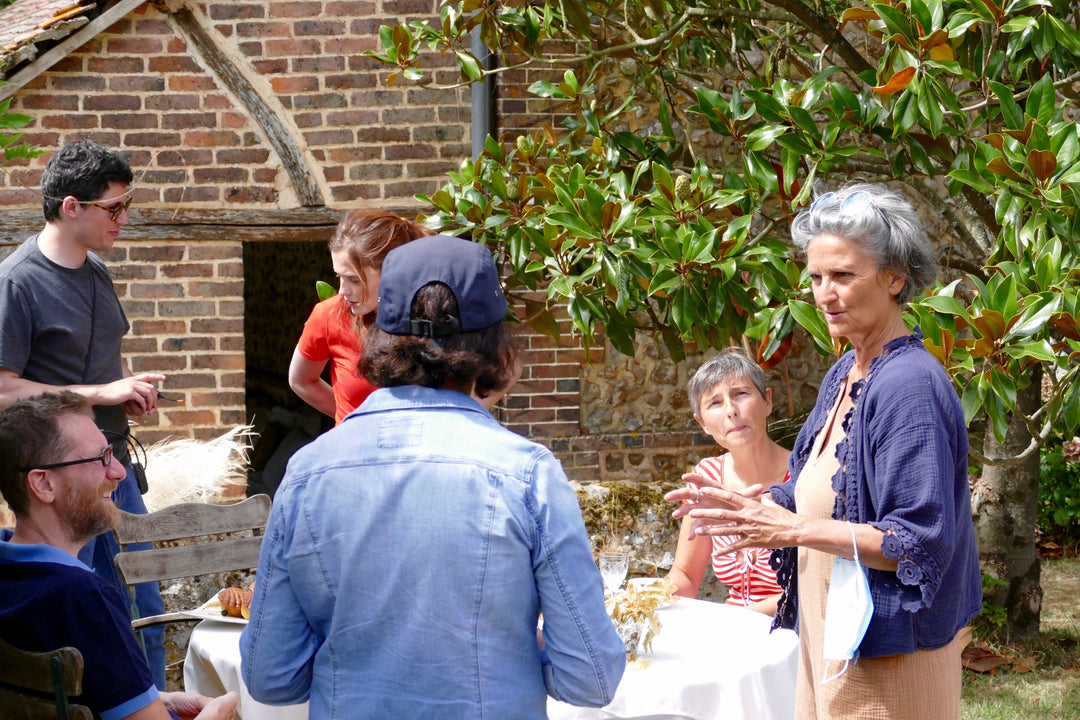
180,596,248,625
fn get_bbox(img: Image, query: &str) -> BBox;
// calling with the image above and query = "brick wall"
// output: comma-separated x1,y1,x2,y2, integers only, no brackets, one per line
1,2,467,208
0,0,469,446
496,40,582,137
104,239,246,442
0,0,820,494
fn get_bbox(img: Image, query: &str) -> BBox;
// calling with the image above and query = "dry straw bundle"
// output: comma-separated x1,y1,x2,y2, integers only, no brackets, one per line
141,425,256,512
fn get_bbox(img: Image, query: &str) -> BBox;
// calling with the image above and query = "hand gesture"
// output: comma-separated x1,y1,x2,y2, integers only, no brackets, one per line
97,373,165,416
666,470,755,519
665,481,800,553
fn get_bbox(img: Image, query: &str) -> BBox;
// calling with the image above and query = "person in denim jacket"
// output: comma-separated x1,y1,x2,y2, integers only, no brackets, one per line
241,235,625,719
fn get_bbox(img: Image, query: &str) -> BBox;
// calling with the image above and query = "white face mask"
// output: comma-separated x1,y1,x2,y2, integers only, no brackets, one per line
821,521,874,684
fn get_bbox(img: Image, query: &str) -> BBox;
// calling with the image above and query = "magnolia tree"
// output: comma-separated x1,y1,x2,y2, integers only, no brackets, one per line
0,82,39,164
373,0,1080,637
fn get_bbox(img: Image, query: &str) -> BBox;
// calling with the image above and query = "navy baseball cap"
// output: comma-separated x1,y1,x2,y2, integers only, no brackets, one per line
376,234,508,337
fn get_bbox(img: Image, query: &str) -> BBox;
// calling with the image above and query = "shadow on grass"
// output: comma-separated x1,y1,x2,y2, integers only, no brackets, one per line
961,668,1080,720
961,556,1080,720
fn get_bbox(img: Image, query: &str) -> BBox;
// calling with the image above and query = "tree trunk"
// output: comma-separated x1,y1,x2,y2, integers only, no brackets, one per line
971,367,1043,639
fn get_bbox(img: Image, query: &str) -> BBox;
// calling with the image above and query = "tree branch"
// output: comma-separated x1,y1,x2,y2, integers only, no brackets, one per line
967,363,1078,465
938,249,985,278
763,0,874,74
686,7,799,25
903,176,989,258
748,216,779,247
962,70,1080,112
959,185,1001,238
838,157,893,177
970,413,1053,466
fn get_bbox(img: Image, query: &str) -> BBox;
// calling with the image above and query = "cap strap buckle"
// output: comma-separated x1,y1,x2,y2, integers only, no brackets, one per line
410,316,462,337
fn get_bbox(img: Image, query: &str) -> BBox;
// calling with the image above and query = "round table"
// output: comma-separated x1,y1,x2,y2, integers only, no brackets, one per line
184,619,307,720
184,597,797,720
547,598,797,720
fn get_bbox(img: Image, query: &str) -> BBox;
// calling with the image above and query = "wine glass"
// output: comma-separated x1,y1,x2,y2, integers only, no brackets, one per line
598,551,629,594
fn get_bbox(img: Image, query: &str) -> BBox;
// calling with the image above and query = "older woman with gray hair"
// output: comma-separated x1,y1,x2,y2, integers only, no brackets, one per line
668,183,980,719
667,349,790,614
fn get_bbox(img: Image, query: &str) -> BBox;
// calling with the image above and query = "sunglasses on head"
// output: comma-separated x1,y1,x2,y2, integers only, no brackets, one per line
80,196,132,221
18,445,114,472
809,190,874,214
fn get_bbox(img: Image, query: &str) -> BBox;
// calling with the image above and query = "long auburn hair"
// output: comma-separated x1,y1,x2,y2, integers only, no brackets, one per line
327,210,427,333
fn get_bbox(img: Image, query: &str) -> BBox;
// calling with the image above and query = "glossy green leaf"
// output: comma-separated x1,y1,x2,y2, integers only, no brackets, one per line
1002,339,1058,362
990,81,1024,129
1004,294,1061,341
789,299,834,355
1001,16,1036,33
1024,74,1054,126
921,294,969,316
455,51,481,80
985,388,1011,443
949,168,995,193
961,382,985,425
746,125,788,151
1062,376,1080,430
744,89,785,123
874,4,917,45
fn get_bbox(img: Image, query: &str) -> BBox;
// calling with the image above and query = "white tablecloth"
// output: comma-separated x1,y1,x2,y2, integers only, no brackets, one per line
548,598,798,720
185,598,797,720
184,621,307,720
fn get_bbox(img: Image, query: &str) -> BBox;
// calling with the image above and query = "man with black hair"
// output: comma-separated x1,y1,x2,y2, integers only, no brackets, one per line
0,139,168,688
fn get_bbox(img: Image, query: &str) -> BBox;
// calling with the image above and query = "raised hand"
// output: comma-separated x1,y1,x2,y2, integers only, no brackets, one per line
100,373,165,415
665,472,764,520
686,485,800,554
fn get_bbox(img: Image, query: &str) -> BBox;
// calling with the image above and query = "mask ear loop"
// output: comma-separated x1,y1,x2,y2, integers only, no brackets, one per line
821,521,862,685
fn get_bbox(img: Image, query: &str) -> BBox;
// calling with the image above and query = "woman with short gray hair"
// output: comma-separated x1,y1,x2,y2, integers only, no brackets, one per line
669,183,979,718
668,348,790,613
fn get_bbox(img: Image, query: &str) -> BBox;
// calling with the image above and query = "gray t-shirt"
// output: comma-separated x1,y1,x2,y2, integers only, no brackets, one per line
0,236,131,458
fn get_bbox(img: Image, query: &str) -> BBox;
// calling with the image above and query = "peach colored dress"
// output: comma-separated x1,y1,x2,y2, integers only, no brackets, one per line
793,377,968,720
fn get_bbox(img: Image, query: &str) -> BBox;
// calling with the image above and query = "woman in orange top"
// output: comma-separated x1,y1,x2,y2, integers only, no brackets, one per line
289,211,426,424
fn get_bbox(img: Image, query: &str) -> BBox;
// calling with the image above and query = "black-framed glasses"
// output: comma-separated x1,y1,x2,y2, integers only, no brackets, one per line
80,196,132,221
18,445,113,472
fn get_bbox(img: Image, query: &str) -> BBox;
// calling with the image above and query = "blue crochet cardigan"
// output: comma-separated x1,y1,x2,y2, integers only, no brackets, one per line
769,330,981,657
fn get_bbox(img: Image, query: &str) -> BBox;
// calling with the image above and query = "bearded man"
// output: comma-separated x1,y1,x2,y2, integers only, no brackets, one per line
0,391,237,720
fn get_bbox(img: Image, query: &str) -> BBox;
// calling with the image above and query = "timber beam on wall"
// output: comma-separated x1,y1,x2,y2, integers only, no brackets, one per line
0,207,356,243
166,6,325,207
0,206,429,243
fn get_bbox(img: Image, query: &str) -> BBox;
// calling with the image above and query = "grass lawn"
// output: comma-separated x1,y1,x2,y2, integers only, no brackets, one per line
960,556,1080,719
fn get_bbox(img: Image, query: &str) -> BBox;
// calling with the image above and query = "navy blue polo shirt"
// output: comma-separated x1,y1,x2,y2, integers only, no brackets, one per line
0,530,160,720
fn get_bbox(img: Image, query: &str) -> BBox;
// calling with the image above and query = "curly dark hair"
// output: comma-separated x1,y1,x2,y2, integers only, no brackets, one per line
359,283,516,399
41,140,133,222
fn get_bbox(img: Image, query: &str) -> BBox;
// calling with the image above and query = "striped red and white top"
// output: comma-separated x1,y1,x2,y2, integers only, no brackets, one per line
695,455,789,607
